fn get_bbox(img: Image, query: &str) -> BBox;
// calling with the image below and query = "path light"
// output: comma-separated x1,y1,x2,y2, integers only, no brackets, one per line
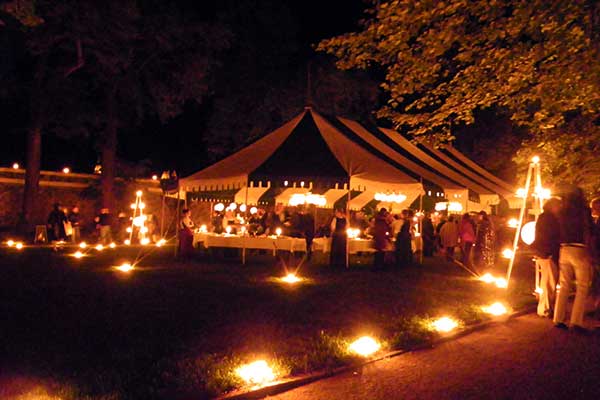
431,317,459,333
62,167,70,174
155,238,166,247
136,190,143,197
275,227,282,237
348,336,380,357
507,218,518,228
79,242,87,249
235,360,276,387
95,244,104,251
479,272,496,283
502,248,514,259
482,302,508,316
494,278,508,288
152,174,158,180
109,242,116,249
279,273,302,284
73,251,84,259
12,163,19,169
124,239,131,245
140,238,150,245
116,262,133,272
7,240,15,247
15,242,23,250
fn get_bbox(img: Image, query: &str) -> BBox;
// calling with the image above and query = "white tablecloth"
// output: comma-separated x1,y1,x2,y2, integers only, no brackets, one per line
193,233,421,254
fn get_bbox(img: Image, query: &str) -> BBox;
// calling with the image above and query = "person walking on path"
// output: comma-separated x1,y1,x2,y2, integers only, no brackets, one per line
439,215,459,262
329,209,348,268
554,187,594,331
532,197,561,318
474,211,495,270
47,203,67,242
458,213,476,270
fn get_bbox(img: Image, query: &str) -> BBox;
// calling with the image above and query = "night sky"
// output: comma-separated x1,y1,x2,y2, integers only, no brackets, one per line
1,0,367,177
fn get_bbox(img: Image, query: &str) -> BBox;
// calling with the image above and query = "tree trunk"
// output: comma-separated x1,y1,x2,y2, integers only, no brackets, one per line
19,122,42,232
101,87,117,211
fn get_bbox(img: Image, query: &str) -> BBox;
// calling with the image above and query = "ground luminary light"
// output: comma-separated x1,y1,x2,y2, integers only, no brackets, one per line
236,360,276,387
279,273,302,284
482,302,508,316
431,317,459,333
348,336,381,357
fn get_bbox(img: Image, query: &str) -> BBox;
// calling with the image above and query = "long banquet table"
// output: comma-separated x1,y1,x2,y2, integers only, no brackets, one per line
193,232,422,254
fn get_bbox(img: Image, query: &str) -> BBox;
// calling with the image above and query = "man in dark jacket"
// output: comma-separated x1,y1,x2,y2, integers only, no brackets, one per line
531,197,561,317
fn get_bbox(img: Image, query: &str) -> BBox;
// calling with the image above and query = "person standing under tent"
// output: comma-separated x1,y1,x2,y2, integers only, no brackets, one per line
373,208,391,270
421,212,435,257
179,209,195,258
531,197,561,318
474,211,495,270
439,215,459,262
395,209,413,268
554,187,594,332
458,213,476,270
68,206,82,243
329,209,348,268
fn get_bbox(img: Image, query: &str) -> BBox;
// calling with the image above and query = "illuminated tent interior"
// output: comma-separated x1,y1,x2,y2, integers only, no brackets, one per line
181,107,514,212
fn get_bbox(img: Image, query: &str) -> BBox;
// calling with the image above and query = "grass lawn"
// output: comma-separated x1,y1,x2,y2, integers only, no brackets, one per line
0,246,535,399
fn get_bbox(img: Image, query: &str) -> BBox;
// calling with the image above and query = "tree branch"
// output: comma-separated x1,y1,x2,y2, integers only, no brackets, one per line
64,38,84,78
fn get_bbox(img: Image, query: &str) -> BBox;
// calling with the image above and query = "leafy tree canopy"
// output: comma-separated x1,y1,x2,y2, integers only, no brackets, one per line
318,0,600,143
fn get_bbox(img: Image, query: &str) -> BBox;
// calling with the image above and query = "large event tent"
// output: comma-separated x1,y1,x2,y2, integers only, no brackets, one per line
181,107,514,212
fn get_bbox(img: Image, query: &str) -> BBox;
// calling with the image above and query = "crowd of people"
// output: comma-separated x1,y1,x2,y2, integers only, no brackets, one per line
531,187,600,331
46,202,160,245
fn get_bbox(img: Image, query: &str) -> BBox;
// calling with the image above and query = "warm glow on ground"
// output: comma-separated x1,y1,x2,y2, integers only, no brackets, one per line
482,302,508,316
348,336,380,357
140,238,150,245
7,240,15,247
431,317,459,333
73,251,84,259
479,273,495,283
235,360,276,386
116,263,134,272
79,242,87,249
15,242,23,250
109,242,116,248
279,273,302,284
95,244,104,251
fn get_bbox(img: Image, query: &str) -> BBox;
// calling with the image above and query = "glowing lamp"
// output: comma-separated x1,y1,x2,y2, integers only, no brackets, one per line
431,317,459,333
240,226,247,235
494,278,508,288
7,240,14,247
280,273,302,284
531,155,540,164
236,360,276,386
152,175,158,180
73,251,84,259
479,273,496,283
521,221,536,245
124,239,131,245
502,248,514,259
139,202,145,210
447,202,463,212
250,207,258,215
109,242,116,249
516,188,527,198
140,226,148,234
346,228,360,239
214,203,225,212
225,226,232,234
79,242,87,249
155,239,166,247
15,242,23,250
482,302,508,316
126,227,133,233
228,202,237,211
535,287,543,295
434,202,447,211
275,227,282,237
284,180,289,186
12,163,19,169
507,218,518,228
140,238,150,245
62,167,70,174
239,204,247,212
136,190,143,197
199,224,207,233
116,263,133,272
95,244,104,251
348,336,380,357
374,192,407,203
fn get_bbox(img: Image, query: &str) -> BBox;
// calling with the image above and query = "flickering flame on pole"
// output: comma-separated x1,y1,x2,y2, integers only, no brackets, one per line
348,336,381,357
235,360,276,386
